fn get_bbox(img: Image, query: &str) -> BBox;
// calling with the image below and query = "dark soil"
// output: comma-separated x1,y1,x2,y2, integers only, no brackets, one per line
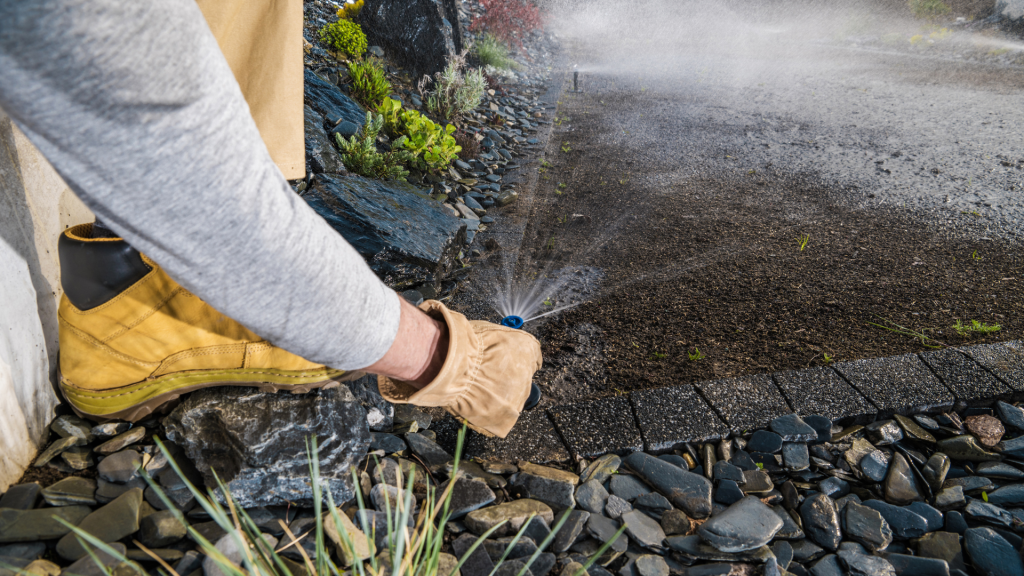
467,76,1024,408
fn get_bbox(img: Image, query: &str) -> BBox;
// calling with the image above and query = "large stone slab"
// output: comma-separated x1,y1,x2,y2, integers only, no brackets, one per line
623,452,713,519
306,174,466,290
164,386,370,507
304,69,365,130
961,341,1024,397
693,374,791,433
919,348,1013,406
773,367,876,424
548,396,643,458
359,0,462,78
432,411,571,464
832,354,955,416
630,385,728,452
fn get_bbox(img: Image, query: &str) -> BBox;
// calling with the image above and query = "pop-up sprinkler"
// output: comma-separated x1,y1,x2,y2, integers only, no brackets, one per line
501,315,525,329
499,315,541,409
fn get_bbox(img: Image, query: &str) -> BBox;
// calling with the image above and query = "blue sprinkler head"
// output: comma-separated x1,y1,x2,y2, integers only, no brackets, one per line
501,315,525,329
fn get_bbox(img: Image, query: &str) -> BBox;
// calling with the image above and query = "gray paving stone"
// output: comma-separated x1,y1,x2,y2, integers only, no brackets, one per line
832,354,955,416
961,341,1024,396
432,411,571,464
693,374,792,433
629,385,728,452
548,397,643,458
773,367,876,424
919,348,1013,406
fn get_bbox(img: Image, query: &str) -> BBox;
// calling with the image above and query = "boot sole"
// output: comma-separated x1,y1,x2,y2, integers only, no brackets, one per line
59,367,362,422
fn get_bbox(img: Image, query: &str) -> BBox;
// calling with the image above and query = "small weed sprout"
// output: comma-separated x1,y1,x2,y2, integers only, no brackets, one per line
867,316,942,348
823,353,834,364
688,347,706,361
545,236,556,250
420,52,486,123
561,142,572,153
796,233,810,251
652,351,667,360
952,319,1001,337
971,250,983,260
543,298,553,306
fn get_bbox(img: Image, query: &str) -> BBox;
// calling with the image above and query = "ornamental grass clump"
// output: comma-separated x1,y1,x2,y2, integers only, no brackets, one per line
348,58,392,110
419,53,486,124
53,426,625,576
336,112,412,181
319,19,368,57
473,33,516,70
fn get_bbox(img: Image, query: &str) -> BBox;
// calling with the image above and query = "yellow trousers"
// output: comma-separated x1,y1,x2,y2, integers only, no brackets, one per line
197,0,305,179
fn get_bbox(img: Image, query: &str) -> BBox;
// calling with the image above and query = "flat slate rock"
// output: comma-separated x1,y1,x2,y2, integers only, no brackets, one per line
693,374,791,432
303,69,365,130
919,348,1013,405
0,506,92,543
623,452,712,519
306,174,466,290
432,411,571,464
698,496,783,553
548,396,643,458
773,367,876,424
832,354,955,416
629,385,728,451
964,527,1024,576
962,341,1024,395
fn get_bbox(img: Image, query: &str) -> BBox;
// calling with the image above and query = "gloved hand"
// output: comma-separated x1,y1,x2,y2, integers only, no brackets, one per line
377,300,542,438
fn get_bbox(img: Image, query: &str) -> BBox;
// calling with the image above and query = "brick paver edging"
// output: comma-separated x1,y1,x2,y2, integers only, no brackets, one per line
433,340,1024,463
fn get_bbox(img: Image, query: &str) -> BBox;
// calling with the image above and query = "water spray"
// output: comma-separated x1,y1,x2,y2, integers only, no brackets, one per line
499,314,541,409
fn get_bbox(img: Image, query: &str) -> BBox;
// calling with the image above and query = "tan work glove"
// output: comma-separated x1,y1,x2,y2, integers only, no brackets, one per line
378,300,542,438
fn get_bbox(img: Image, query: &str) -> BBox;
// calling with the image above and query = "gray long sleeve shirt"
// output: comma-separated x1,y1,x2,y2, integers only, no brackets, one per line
0,0,401,369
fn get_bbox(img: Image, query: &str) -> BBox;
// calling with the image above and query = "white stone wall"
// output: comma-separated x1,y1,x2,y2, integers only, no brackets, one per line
0,111,93,491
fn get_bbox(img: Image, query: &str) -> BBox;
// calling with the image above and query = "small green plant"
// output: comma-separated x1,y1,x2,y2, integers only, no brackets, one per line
908,0,951,19
420,52,486,123
336,112,412,181
540,159,553,168
319,19,368,57
796,233,810,251
756,462,764,470
823,353,834,364
561,142,572,153
558,182,567,190
867,315,942,348
652,352,667,360
688,347,705,361
971,250,983,260
543,298,553,306
952,319,1002,337
473,33,516,69
378,97,461,172
545,236,556,250
983,490,989,502
348,58,391,110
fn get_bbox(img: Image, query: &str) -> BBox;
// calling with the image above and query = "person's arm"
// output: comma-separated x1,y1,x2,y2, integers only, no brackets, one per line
0,0,407,371
365,296,449,387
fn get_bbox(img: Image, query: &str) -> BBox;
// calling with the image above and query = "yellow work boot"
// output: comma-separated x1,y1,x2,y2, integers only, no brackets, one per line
57,223,354,422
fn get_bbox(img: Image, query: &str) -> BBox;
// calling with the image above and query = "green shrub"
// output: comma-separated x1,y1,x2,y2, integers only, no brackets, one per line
474,33,515,69
319,19,368,57
419,52,486,123
379,97,462,172
336,0,364,20
348,58,391,110
336,112,412,181
908,0,951,19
